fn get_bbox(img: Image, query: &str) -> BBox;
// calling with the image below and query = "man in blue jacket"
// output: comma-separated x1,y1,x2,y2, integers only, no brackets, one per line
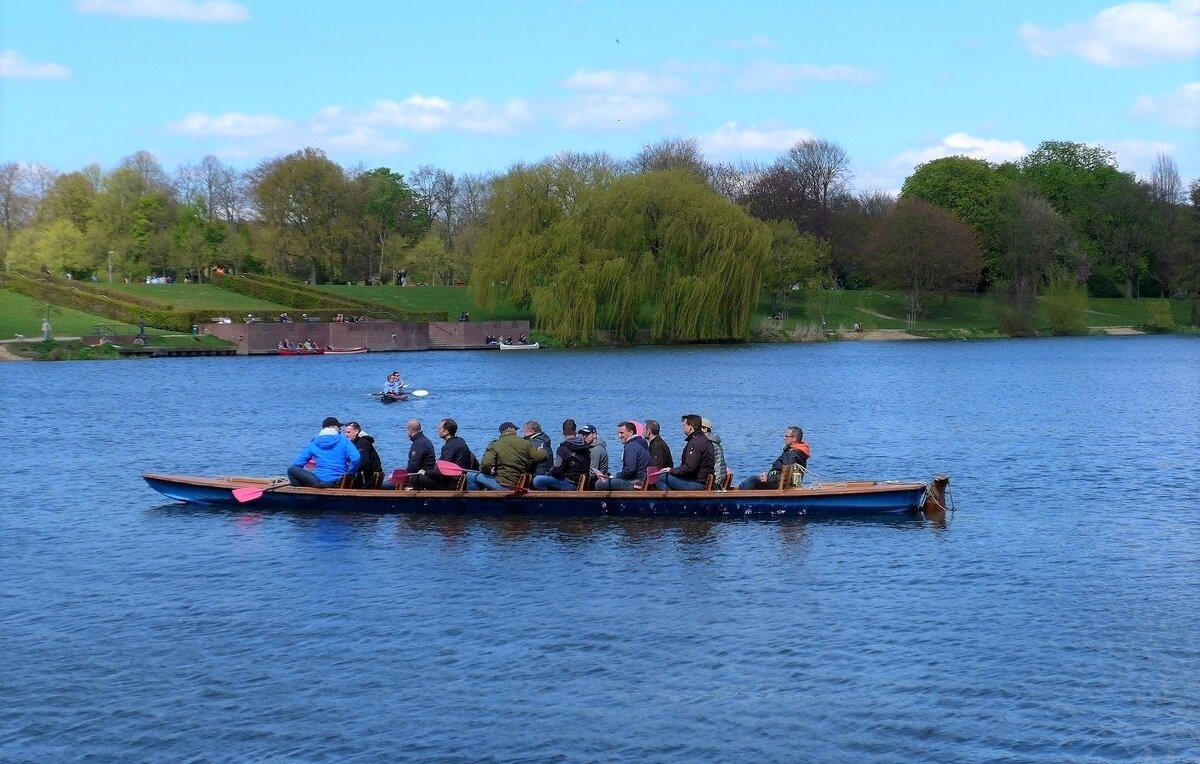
287,416,361,488
595,421,650,490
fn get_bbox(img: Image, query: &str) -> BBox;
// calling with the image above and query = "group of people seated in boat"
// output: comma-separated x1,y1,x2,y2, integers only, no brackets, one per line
277,339,325,351
486,334,532,345
286,411,810,493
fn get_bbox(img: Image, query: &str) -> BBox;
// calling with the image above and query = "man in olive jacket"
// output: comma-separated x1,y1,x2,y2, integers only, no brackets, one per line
466,421,549,490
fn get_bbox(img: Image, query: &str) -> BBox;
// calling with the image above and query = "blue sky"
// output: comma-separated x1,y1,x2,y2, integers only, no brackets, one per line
2,0,1198,191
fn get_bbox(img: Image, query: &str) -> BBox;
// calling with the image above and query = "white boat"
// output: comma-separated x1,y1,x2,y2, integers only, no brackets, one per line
498,342,539,351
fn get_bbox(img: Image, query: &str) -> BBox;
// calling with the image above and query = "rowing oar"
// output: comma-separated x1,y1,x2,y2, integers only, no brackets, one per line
435,460,466,476
368,390,429,398
232,477,289,503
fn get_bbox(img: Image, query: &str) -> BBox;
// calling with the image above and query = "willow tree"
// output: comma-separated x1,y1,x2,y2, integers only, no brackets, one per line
473,165,769,343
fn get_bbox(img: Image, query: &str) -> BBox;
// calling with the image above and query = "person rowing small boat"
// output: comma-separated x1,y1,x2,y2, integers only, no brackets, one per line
381,370,407,402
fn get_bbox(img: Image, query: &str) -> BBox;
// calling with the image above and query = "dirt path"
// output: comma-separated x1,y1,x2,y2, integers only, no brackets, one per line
855,307,900,320
842,329,928,341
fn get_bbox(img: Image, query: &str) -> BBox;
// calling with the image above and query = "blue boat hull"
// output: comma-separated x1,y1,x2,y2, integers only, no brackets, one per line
142,474,944,519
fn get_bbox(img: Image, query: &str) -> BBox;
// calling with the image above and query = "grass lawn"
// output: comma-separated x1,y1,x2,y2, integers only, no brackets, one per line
98,283,290,311
0,288,132,338
759,289,1192,333
319,284,532,321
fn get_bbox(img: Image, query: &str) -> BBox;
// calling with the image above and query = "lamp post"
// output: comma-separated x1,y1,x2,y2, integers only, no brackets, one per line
107,251,114,283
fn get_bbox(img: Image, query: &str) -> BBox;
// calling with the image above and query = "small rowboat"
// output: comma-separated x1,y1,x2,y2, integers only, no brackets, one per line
277,346,369,356
142,472,950,520
498,342,539,351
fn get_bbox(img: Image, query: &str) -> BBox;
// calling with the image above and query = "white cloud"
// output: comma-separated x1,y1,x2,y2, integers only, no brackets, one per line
562,68,691,95
1101,138,1181,172
1019,0,1200,66
699,121,813,155
332,95,532,134
0,50,70,79
736,60,878,91
166,112,293,138
892,133,1029,168
1129,81,1200,127
554,94,674,130
75,0,251,23
720,35,779,50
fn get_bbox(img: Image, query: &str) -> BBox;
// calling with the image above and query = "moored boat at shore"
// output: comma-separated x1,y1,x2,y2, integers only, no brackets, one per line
497,342,539,350
142,471,950,519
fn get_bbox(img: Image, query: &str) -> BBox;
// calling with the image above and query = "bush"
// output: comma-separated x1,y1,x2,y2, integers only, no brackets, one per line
215,275,446,321
1042,271,1089,335
6,273,212,332
1141,300,1175,333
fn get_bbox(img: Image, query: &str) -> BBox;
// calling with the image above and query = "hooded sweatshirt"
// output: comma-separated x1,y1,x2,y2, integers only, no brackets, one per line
549,435,592,482
588,435,610,474
350,433,383,487
615,435,651,482
293,428,361,484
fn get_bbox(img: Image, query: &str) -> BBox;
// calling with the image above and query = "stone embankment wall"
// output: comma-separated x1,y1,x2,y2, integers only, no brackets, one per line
201,320,530,355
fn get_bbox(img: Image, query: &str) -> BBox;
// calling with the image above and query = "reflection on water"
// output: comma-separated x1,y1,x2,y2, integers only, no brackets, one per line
3,336,1198,762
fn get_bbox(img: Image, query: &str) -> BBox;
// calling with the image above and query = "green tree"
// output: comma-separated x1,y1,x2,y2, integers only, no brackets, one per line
355,167,424,283
761,219,832,308
250,148,353,284
1095,174,1160,298
900,156,1015,285
868,198,982,314
1018,141,1124,286
472,166,768,343
4,219,89,275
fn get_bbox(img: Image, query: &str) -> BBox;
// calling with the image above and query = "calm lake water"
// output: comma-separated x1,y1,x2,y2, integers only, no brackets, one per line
2,337,1198,762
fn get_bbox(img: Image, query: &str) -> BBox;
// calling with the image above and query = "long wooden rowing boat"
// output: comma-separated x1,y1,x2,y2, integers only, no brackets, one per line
142,473,950,519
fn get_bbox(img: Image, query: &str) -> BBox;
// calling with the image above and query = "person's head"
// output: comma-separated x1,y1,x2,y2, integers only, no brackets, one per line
682,414,702,435
562,418,577,436
700,417,713,433
524,420,542,437
785,426,803,444
406,418,422,437
645,419,661,438
387,371,400,382
617,421,636,443
344,421,362,440
498,421,518,435
322,416,342,430
579,424,597,444
439,418,458,439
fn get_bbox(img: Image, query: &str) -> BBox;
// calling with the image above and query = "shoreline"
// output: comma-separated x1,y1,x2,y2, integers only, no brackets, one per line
0,325,1166,361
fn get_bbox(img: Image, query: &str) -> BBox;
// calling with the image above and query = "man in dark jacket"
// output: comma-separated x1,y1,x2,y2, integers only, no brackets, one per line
467,421,549,490
345,421,383,488
413,417,477,489
533,419,592,490
438,418,477,470
595,421,650,490
740,426,811,489
404,418,438,488
644,419,673,488
523,420,553,476
663,414,715,490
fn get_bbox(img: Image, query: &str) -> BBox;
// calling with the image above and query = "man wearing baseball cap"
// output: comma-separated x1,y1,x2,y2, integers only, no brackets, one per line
286,416,361,488
466,421,548,490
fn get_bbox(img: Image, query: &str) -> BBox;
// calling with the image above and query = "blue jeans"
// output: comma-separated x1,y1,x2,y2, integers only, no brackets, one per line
287,465,336,488
595,477,638,490
663,474,704,491
532,475,577,491
465,471,503,491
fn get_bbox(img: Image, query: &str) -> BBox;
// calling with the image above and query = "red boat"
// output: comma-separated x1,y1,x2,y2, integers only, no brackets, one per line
277,346,368,356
